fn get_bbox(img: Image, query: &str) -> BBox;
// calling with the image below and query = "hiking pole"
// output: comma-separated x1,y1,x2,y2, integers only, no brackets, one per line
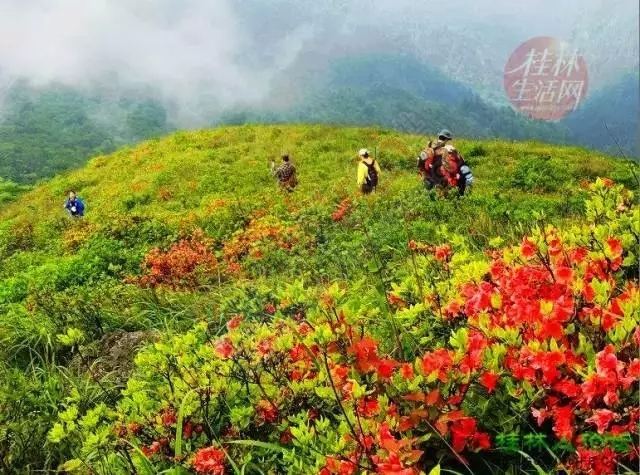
374,147,377,193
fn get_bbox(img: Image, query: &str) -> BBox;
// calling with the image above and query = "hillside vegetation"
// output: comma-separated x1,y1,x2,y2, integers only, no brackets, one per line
0,125,638,474
0,79,171,183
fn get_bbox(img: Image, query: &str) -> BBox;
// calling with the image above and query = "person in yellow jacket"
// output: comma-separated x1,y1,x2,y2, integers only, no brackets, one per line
356,148,381,194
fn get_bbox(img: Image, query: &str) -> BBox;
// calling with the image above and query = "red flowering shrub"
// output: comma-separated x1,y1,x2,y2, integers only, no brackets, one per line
128,228,222,290
193,446,226,474
61,179,639,474
332,198,351,222
222,216,303,266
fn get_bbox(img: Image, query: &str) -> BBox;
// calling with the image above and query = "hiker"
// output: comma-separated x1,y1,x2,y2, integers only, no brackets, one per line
418,129,473,197
271,154,298,192
356,148,381,194
64,190,85,217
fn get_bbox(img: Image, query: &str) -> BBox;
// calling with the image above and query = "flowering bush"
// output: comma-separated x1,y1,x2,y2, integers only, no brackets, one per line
127,228,223,291
50,180,639,474
332,198,352,222
222,216,303,265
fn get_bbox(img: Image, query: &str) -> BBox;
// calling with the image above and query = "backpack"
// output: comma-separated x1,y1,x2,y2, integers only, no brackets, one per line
458,160,474,186
423,143,448,184
364,159,378,187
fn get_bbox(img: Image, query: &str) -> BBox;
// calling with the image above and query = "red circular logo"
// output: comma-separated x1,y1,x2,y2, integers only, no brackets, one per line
504,36,588,121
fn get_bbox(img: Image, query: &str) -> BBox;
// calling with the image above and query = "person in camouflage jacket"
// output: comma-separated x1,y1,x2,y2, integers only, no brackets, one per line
271,154,298,192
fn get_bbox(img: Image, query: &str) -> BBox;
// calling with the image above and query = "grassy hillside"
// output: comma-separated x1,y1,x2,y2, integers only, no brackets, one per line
0,125,638,474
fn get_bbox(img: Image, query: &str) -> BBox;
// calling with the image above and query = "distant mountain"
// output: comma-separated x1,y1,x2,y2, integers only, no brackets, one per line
0,80,173,183
222,54,571,145
568,0,639,92
561,71,639,158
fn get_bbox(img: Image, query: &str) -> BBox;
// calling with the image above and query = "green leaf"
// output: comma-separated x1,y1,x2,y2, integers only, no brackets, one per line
428,464,441,475
225,439,290,453
366,260,381,273
47,423,66,444
175,389,197,458
60,459,84,472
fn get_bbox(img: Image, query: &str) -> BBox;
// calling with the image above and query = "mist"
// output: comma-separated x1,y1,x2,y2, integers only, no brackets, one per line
0,0,637,126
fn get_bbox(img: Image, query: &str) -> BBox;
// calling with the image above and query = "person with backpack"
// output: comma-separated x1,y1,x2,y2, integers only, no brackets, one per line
64,190,85,217
356,148,381,195
270,154,298,192
418,129,473,197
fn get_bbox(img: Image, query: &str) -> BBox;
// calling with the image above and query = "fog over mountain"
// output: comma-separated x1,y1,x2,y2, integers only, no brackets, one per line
0,0,636,125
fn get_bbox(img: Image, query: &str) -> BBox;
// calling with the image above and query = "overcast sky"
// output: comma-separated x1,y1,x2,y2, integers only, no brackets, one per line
0,0,636,122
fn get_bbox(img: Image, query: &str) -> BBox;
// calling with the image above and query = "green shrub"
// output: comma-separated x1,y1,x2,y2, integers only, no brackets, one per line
510,155,572,192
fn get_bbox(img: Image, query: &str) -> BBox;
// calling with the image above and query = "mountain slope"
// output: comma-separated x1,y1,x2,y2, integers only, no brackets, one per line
224,54,574,146
0,124,638,472
561,71,640,157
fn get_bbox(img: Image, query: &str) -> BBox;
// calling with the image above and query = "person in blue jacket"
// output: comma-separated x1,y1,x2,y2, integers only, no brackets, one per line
64,190,85,217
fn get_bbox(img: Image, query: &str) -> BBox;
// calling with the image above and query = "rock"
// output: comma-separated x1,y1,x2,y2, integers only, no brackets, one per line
71,330,159,384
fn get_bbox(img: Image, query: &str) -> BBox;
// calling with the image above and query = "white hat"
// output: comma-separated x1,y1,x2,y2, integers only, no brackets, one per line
359,148,369,157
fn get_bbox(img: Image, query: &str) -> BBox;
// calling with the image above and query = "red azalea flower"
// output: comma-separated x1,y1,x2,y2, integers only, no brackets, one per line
605,237,623,257
257,338,273,357
375,359,398,379
582,282,596,302
348,337,379,373
552,379,581,398
548,237,563,256
142,440,161,457
357,397,380,418
183,421,194,439
400,363,414,380
434,244,452,262
321,456,357,475
256,400,279,424
555,266,573,284
421,348,453,383
161,409,177,426
479,372,499,393
297,322,313,335
214,338,234,359
627,359,640,379
193,446,226,475
585,409,616,434
450,417,488,452
531,407,549,426
279,428,293,445
127,422,141,434
566,446,618,475
226,314,243,330
372,452,418,475
288,343,307,362
521,238,537,260
551,406,574,441
601,178,614,187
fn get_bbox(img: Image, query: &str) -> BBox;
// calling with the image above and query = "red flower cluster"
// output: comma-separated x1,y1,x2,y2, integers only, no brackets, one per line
222,217,300,264
332,199,351,222
255,399,279,424
193,446,226,475
129,229,220,290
